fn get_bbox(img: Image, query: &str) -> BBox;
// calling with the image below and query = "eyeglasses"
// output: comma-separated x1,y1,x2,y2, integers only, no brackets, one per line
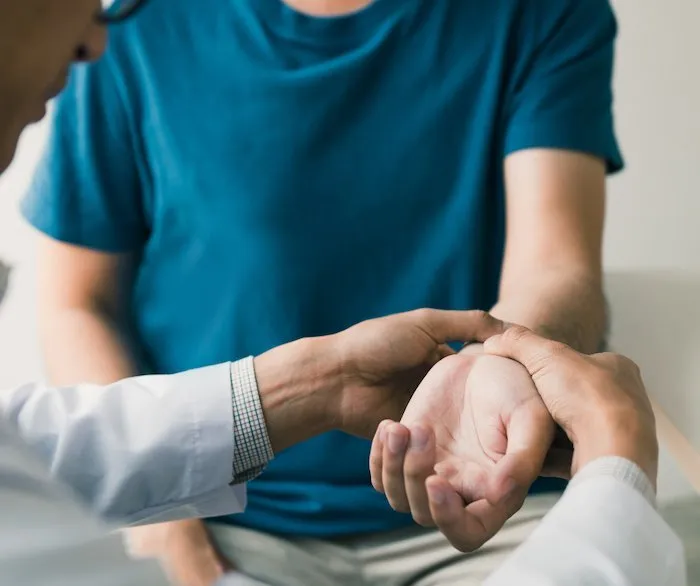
97,0,150,24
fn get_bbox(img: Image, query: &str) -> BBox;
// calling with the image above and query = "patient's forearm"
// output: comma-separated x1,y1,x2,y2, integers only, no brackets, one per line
491,270,606,354
40,306,140,385
39,305,216,557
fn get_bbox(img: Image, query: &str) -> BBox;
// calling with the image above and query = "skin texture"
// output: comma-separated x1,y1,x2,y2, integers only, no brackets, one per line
493,149,607,355
370,352,555,552
484,327,658,484
257,309,508,449
370,327,659,553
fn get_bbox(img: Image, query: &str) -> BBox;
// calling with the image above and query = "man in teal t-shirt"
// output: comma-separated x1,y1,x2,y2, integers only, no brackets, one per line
23,0,623,582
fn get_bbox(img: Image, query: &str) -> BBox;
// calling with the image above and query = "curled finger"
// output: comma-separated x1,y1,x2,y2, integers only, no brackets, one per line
382,423,411,512
427,475,510,553
403,425,437,526
370,420,392,493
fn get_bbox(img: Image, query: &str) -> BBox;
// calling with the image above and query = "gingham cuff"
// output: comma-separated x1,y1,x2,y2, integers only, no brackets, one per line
229,357,274,484
570,456,657,508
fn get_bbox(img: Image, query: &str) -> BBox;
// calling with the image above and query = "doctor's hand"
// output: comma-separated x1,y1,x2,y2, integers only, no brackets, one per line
484,326,658,486
330,309,506,439
370,351,555,552
254,309,504,454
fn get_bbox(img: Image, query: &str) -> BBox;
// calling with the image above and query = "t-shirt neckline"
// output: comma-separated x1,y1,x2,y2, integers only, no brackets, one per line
246,0,415,46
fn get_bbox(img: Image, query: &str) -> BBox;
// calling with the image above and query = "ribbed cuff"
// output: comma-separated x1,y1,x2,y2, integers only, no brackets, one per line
571,456,656,507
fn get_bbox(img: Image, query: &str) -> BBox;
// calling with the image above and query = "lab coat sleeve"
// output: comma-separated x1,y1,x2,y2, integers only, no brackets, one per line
0,421,170,586
485,459,687,586
0,363,246,525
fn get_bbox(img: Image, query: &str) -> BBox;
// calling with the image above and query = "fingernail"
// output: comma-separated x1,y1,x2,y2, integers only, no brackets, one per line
409,426,429,451
428,484,446,505
388,428,407,454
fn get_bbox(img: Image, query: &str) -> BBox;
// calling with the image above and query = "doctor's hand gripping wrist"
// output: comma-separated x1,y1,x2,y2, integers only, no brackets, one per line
251,309,506,455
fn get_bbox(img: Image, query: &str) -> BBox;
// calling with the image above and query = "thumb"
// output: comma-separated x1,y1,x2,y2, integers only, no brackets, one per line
483,326,576,379
418,309,506,345
487,407,553,509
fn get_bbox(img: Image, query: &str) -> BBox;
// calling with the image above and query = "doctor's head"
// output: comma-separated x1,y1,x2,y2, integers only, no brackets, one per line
0,0,148,173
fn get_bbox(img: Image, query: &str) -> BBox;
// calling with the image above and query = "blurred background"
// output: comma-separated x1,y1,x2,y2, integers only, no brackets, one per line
0,0,698,534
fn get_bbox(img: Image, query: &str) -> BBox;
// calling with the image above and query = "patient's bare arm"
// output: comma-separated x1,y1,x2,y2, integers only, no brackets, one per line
36,236,232,586
492,150,608,354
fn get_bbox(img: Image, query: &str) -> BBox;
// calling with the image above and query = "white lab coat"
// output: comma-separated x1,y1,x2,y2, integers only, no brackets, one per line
485,468,687,585
0,363,245,525
0,367,688,585
0,364,247,585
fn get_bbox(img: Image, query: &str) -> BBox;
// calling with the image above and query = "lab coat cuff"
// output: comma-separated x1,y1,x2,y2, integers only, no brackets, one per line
187,363,238,501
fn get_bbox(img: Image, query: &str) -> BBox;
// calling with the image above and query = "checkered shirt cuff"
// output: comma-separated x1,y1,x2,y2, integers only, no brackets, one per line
229,357,274,484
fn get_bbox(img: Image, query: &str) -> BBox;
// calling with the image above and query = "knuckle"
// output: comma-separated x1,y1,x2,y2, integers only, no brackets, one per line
619,355,642,376
411,308,434,323
522,351,553,377
404,464,430,483
501,325,530,344
595,351,620,366
384,458,405,475
545,340,571,357
598,352,642,377
528,341,571,377
468,309,492,324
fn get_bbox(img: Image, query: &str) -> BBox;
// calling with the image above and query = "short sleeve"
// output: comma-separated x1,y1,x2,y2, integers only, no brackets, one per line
22,56,148,253
504,0,624,173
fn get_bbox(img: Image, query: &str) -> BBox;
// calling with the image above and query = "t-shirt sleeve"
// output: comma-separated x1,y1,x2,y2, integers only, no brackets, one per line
504,0,624,173
22,56,148,253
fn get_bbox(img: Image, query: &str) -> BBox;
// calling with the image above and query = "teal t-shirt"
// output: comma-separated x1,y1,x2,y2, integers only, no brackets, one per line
23,0,623,536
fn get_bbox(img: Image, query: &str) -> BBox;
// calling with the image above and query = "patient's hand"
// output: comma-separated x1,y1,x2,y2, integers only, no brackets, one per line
369,352,555,552
128,519,232,586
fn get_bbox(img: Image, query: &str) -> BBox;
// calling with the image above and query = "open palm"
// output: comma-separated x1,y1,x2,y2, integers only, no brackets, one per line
371,352,555,551
409,353,553,499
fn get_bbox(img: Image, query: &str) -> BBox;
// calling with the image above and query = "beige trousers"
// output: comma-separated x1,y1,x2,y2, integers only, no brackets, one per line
207,493,560,586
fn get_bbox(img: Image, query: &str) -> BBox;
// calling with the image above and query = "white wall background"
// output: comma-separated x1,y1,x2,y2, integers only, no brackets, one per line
0,123,44,388
603,0,700,501
0,1,698,500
